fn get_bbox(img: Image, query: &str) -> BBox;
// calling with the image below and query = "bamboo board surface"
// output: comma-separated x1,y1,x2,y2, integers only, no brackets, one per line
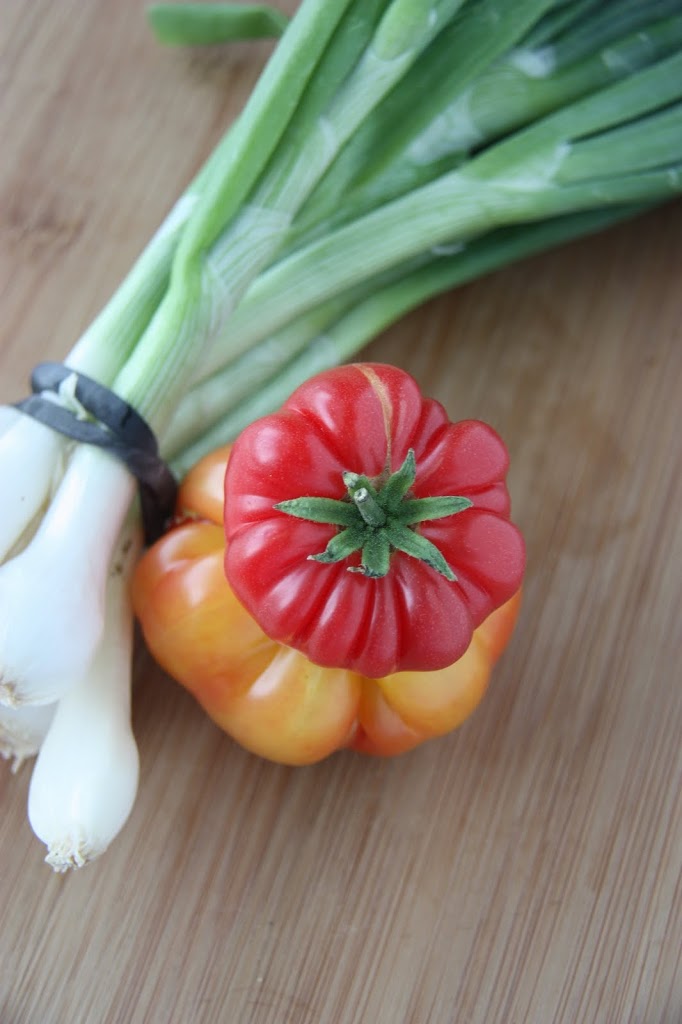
1,2,681,1022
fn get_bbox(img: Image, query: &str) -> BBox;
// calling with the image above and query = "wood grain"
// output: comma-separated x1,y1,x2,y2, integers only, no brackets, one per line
1,3,680,1022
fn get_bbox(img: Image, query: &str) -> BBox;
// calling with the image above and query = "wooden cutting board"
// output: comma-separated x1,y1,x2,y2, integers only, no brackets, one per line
1,2,680,1021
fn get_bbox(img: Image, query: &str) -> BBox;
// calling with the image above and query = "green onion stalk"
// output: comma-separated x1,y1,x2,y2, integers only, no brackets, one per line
2,0,681,869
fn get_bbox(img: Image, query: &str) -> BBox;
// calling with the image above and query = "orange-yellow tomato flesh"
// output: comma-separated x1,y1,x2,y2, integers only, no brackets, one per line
207,647,362,766
368,638,491,739
349,684,425,757
177,443,232,525
357,591,522,745
478,588,522,663
132,521,276,701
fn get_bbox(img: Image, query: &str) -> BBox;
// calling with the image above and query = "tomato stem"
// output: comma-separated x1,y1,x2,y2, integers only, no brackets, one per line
275,448,472,580
349,484,387,528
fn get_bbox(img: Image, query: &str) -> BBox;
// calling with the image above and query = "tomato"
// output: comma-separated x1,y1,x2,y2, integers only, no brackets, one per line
133,364,522,765
133,442,521,763
225,363,525,678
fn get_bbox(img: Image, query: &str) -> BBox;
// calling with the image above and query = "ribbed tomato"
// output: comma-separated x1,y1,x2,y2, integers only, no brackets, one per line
224,363,525,678
132,443,522,764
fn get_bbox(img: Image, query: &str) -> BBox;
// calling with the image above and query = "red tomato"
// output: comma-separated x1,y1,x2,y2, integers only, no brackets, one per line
225,364,525,678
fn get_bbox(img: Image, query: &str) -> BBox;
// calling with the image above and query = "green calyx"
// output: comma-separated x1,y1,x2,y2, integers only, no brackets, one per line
274,449,472,580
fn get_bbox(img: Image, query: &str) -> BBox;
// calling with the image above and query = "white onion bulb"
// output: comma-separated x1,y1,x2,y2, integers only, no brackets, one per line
27,517,141,871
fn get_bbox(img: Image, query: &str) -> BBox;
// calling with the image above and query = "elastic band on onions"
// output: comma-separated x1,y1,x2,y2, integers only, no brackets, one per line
15,363,177,543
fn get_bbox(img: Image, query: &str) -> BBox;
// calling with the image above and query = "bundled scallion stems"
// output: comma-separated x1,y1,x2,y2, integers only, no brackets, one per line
2,0,681,870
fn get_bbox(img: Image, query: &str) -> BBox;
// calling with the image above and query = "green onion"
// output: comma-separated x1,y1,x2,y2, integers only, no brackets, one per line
27,516,142,871
167,203,645,470
148,3,290,45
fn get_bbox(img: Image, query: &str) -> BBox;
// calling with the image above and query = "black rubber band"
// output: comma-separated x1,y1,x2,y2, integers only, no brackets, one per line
15,362,177,544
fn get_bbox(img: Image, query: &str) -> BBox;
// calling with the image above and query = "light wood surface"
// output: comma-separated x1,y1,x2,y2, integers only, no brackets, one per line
1,3,680,1022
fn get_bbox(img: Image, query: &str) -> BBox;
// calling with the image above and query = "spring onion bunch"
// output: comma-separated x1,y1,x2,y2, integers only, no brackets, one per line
2,0,681,869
